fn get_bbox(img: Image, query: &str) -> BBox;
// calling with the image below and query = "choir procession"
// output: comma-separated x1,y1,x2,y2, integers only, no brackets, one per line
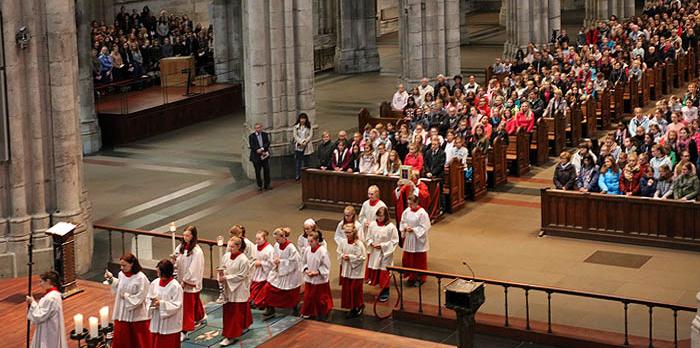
25,186,431,347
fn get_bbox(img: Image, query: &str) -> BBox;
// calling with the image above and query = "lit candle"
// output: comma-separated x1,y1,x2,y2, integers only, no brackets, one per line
99,306,109,328
73,314,83,333
169,222,177,253
88,316,99,338
217,235,224,266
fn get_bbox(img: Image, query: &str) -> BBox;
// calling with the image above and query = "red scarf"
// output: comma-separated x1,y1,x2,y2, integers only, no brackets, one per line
45,287,59,295
230,251,242,260
311,244,320,253
279,240,290,250
376,219,385,227
410,205,421,212
123,271,133,277
369,199,379,206
159,277,174,287
257,242,269,252
347,237,355,244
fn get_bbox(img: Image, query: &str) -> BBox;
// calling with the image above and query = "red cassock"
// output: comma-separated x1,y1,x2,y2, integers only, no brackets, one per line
301,282,334,317
222,302,253,339
151,332,180,348
112,320,151,348
339,277,364,309
249,280,267,307
182,292,205,331
364,267,391,289
261,283,301,308
394,181,432,238
401,252,428,282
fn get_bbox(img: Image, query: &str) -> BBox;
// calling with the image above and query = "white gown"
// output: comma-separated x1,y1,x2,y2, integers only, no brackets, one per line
297,234,327,253
399,207,431,253
334,220,364,245
174,244,204,293
266,241,302,290
358,199,387,235
147,278,184,335
337,239,367,279
27,289,67,348
221,252,252,303
251,243,274,283
365,221,399,270
110,271,150,322
301,246,331,284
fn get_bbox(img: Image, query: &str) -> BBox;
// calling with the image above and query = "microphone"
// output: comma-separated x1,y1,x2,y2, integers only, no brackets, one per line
461,260,476,283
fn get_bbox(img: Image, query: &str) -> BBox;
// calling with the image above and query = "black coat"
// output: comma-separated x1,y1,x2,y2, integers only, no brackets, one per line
554,163,577,190
248,132,270,162
316,140,335,168
423,147,446,178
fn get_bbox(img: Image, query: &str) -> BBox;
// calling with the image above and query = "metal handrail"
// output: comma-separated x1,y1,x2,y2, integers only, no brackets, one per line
387,265,695,347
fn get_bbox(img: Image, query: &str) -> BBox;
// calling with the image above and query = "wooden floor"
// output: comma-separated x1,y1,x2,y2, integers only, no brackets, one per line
95,83,233,114
0,276,112,348
259,320,452,348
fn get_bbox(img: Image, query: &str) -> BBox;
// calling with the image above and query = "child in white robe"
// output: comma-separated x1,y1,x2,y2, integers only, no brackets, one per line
229,224,256,261
334,205,364,245
261,227,303,319
174,225,205,340
105,253,151,348
365,206,399,302
250,230,275,308
218,237,253,346
26,271,67,348
300,231,333,319
358,185,387,236
148,259,183,348
399,194,431,286
337,223,367,318
297,218,327,252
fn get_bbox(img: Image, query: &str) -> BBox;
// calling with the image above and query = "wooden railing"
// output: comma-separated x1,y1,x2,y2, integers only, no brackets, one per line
540,189,700,251
386,266,695,347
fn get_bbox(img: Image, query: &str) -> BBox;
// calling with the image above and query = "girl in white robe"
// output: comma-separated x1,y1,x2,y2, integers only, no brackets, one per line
399,194,431,286
300,231,333,319
337,223,367,318
250,230,274,308
218,237,253,346
261,227,303,319
365,206,399,302
105,253,151,348
174,225,205,340
26,271,67,348
148,259,183,348
229,224,256,261
297,218,327,252
334,205,364,245
358,185,387,235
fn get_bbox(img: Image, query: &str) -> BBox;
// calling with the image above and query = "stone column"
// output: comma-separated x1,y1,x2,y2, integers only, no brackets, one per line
76,0,102,154
692,291,700,348
0,0,94,278
548,0,561,40
624,0,635,18
503,0,559,58
211,0,244,83
499,0,508,27
462,0,472,45
399,0,461,84
335,0,380,73
584,0,635,28
241,0,317,179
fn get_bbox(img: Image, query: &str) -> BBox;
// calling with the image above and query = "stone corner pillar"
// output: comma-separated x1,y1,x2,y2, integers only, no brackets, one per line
334,0,380,74
692,291,700,348
77,0,102,154
211,0,244,83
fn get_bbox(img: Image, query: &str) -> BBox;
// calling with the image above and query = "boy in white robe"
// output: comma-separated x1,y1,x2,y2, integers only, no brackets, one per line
365,206,399,302
250,230,274,308
26,271,67,348
300,231,333,319
399,194,431,286
148,259,183,348
358,185,387,236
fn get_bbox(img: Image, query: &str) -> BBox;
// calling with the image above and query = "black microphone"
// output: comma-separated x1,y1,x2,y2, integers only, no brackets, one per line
461,260,476,282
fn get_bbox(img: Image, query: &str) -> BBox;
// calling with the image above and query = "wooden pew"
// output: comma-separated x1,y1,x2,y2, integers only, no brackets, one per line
567,103,583,146
596,87,611,129
530,117,549,166
543,113,565,156
379,101,403,118
443,159,465,212
580,97,597,139
646,66,662,101
689,48,696,81
622,79,637,115
540,189,700,252
487,136,507,188
301,168,441,218
638,70,649,108
676,52,686,86
506,127,530,176
357,108,402,131
662,60,673,94
610,82,624,123
466,148,487,201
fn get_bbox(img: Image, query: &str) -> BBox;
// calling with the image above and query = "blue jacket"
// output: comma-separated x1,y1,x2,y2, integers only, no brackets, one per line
598,169,621,194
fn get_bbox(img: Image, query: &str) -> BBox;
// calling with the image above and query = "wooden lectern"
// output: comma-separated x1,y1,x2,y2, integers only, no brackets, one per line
160,56,195,87
46,222,83,298
445,279,485,348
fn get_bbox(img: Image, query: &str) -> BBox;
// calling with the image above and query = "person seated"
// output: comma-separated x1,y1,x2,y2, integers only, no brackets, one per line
348,144,361,173
653,165,674,199
598,155,621,195
672,162,700,200
639,166,657,197
384,150,402,176
572,142,597,175
673,150,697,178
620,153,642,196
331,141,351,172
576,154,600,192
553,152,576,190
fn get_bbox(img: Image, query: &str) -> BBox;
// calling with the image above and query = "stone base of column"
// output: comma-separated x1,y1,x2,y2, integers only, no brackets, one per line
502,41,519,60
334,48,380,74
81,121,102,154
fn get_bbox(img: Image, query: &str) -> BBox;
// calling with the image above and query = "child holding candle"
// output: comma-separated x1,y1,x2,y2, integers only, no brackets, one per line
218,236,253,346
261,227,302,319
26,271,67,348
337,223,367,318
174,225,206,341
250,230,274,308
105,253,151,348
148,259,183,348
300,231,333,320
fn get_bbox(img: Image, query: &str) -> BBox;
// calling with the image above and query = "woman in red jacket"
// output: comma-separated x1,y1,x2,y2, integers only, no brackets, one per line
403,142,424,173
510,102,535,134
620,153,642,196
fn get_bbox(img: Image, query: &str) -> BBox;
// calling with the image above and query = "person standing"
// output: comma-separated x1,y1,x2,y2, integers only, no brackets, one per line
365,206,399,302
261,228,302,319
358,185,387,237
105,253,151,348
399,194,431,287
26,271,67,348
250,230,274,308
249,123,271,191
218,237,253,346
293,113,314,181
148,259,183,348
337,223,367,318
300,231,333,320
174,226,205,342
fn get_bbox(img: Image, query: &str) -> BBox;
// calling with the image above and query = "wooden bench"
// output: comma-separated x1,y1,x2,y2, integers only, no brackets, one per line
676,52,686,87
487,136,507,188
540,188,700,252
357,107,402,131
638,70,649,108
379,101,403,118
506,127,530,176
662,60,673,94
610,81,624,123
688,47,696,81
596,87,611,130
443,158,469,212
646,65,662,101
301,168,441,219
543,113,565,157
567,104,583,146
622,79,638,116
530,117,549,166
465,148,487,201
580,97,597,139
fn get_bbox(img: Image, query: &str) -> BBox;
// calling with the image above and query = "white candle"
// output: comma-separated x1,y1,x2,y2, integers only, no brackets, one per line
217,236,224,266
73,314,83,333
170,222,177,252
88,316,99,338
99,306,109,328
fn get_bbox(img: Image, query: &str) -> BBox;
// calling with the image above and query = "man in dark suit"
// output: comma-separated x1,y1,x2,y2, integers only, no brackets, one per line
249,123,271,191
423,136,446,179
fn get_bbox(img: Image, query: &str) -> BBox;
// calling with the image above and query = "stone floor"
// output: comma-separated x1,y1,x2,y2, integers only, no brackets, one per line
85,10,699,345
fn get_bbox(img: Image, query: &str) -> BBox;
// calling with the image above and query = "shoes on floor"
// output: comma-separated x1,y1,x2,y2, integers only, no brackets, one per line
378,288,390,303
180,332,188,342
220,338,238,346
262,307,276,320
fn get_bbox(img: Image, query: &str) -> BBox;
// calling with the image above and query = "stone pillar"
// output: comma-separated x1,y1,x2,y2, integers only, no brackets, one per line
399,0,461,84
692,291,700,348
499,0,508,27
241,0,317,179
548,0,561,41
584,0,635,28
335,0,380,73
0,0,94,278
624,0,635,18
461,0,471,45
211,0,244,83
76,0,102,154
503,0,559,58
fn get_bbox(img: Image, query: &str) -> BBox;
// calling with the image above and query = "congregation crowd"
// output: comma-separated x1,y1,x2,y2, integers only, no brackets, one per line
91,6,214,84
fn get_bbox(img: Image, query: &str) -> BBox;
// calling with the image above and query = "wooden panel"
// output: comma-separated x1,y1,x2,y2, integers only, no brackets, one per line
379,101,403,118
663,60,673,94
358,107,402,131
581,98,597,139
530,117,548,165
506,128,530,176
487,136,507,187
540,189,700,251
469,148,487,201
160,56,195,87
596,88,611,129
568,105,582,146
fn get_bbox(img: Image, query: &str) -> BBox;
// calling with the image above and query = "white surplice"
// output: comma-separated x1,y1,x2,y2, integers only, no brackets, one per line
365,221,399,270
174,244,204,293
27,290,67,348
301,246,331,284
399,207,431,253
111,271,150,322
358,199,387,235
250,243,274,283
297,234,327,253
337,239,367,279
334,220,364,246
221,252,251,303
266,241,302,290
147,279,183,335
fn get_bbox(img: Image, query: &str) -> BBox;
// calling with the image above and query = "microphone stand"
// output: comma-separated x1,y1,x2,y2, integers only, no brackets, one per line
26,232,34,348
